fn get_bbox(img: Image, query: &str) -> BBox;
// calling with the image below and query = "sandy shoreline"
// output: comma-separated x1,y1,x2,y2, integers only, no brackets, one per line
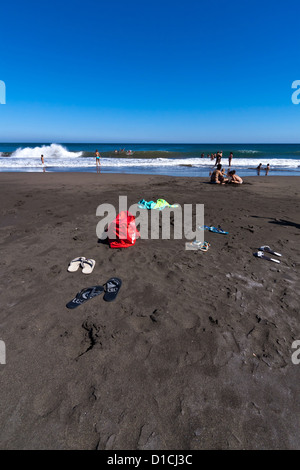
0,172,299,450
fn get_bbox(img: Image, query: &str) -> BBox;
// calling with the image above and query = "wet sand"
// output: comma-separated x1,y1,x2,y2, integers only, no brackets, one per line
0,172,299,450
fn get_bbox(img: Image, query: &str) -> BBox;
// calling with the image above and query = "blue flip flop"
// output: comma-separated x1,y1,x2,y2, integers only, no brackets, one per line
66,285,104,309
103,278,122,302
209,226,228,234
199,225,228,234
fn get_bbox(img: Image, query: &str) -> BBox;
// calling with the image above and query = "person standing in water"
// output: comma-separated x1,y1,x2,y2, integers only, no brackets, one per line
228,152,233,167
41,154,45,172
95,149,101,173
215,151,222,166
256,163,262,175
265,163,270,176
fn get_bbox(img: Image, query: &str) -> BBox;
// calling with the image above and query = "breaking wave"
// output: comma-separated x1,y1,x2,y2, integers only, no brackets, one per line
11,143,82,159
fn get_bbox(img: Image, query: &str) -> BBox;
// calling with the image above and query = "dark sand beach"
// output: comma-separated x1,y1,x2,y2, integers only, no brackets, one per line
0,172,299,450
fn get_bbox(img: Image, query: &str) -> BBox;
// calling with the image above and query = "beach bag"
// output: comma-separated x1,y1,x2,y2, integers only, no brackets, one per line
107,211,140,248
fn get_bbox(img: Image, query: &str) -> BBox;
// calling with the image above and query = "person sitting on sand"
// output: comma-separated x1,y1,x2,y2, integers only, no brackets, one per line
228,170,243,184
210,164,228,184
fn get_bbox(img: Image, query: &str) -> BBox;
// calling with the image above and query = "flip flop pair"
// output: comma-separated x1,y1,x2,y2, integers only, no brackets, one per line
253,245,282,264
187,240,210,251
66,277,122,309
67,257,96,274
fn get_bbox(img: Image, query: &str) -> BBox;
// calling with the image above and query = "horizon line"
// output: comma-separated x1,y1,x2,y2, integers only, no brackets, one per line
1,141,300,145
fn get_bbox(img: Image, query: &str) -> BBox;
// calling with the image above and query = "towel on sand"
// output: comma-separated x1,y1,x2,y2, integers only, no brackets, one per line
138,198,179,210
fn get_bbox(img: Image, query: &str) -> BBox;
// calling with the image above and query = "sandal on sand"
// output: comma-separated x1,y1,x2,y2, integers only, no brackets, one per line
67,256,86,272
198,241,210,251
253,251,280,264
66,285,104,309
259,245,282,257
199,225,228,234
187,240,210,251
81,258,96,274
103,278,122,302
210,225,228,235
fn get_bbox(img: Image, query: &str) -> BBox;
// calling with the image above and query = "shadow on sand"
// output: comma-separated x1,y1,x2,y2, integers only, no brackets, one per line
251,216,300,230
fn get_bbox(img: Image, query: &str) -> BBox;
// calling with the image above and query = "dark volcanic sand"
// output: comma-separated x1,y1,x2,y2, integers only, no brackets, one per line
0,172,299,450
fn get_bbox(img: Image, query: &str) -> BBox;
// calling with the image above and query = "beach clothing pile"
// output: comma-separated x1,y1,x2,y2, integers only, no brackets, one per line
138,198,179,210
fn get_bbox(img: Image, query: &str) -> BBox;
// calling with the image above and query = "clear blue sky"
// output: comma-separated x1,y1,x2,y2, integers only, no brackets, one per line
0,0,299,143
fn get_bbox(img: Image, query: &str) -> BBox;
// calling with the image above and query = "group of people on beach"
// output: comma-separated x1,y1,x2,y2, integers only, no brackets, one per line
210,164,243,185
205,150,271,184
205,150,241,185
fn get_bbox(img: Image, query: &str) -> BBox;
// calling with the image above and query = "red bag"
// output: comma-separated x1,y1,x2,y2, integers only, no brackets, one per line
108,211,140,248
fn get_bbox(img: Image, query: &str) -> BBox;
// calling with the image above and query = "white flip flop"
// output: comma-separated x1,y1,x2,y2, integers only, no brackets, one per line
186,240,210,251
81,258,96,274
253,251,280,264
68,257,86,272
259,245,282,257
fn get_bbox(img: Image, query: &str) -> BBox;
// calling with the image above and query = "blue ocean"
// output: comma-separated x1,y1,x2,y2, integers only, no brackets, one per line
1,143,300,176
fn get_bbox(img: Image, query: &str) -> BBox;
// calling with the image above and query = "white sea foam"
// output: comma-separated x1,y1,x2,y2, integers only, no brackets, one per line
237,149,260,154
99,157,300,169
11,143,82,159
0,144,300,170
1,157,300,169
